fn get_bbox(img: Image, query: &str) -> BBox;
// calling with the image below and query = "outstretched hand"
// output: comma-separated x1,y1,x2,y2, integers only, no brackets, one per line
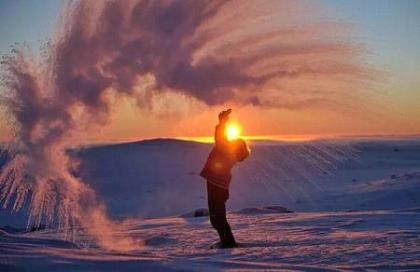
218,109,232,122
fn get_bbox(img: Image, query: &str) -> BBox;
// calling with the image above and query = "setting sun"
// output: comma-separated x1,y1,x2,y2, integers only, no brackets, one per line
226,123,242,141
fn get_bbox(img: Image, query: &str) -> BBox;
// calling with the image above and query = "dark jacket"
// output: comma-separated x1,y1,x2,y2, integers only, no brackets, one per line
200,121,237,189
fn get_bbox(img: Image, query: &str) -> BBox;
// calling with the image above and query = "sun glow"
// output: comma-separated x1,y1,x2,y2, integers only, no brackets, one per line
226,123,242,141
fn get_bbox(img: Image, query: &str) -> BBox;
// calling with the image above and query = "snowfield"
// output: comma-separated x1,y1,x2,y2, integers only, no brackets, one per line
1,208,420,271
1,138,420,271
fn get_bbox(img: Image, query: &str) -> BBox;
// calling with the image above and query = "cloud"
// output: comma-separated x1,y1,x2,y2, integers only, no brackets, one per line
49,0,373,113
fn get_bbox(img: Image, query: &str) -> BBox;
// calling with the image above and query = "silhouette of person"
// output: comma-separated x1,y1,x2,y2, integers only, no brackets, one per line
200,109,250,248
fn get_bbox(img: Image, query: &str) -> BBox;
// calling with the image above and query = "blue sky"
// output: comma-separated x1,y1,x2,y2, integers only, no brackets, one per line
0,0,62,55
323,0,420,84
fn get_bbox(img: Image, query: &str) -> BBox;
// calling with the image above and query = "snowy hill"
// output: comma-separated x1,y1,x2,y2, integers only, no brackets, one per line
76,138,420,215
2,138,420,226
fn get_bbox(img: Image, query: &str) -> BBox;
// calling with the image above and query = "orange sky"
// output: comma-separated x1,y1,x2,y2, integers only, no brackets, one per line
0,105,418,144
1,79,419,144
32,91,420,143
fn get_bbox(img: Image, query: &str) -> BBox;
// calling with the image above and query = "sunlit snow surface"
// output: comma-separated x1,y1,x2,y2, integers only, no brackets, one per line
1,209,420,271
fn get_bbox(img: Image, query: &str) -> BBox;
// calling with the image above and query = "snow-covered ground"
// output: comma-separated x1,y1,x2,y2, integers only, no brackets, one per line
1,208,420,271
1,138,420,271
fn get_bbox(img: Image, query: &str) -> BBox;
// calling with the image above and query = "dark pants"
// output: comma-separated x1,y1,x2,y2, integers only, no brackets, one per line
207,181,236,247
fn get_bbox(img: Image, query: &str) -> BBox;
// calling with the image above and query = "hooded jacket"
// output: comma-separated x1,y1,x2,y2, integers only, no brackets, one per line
200,121,237,189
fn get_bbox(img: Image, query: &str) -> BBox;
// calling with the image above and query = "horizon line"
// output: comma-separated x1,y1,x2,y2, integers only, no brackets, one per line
2,133,420,147
64,133,420,146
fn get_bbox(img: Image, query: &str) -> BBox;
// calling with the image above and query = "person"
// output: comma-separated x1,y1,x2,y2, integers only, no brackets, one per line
200,109,250,248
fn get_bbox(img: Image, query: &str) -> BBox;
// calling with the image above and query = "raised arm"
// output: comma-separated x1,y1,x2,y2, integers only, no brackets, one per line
215,109,231,147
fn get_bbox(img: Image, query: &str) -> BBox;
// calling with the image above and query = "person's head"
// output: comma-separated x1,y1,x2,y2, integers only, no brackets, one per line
231,138,250,162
